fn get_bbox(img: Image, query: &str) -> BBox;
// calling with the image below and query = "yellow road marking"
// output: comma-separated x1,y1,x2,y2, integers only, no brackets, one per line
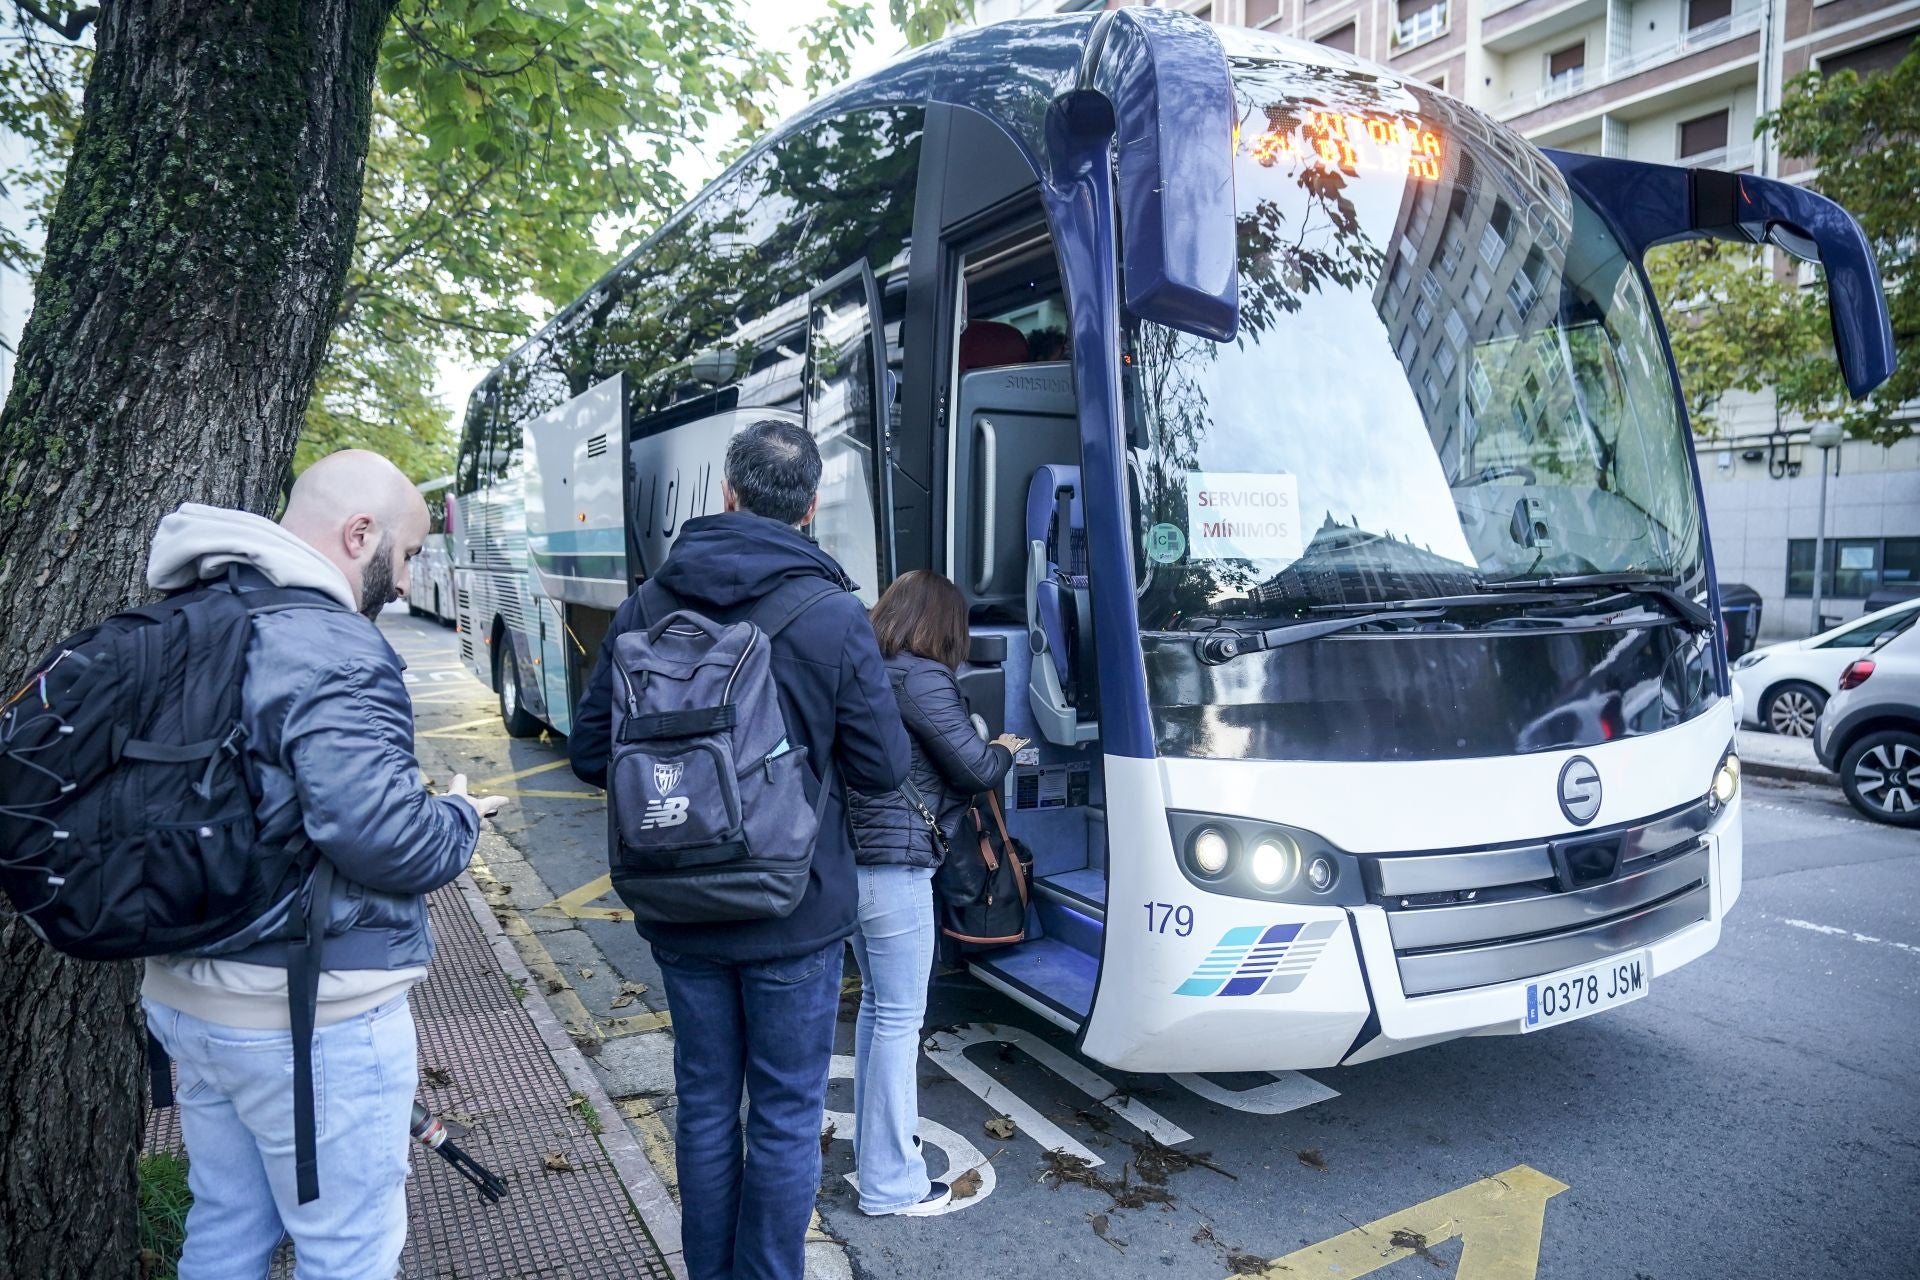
540,873,635,922
616,1098,681,1199
606,1010,673,1035
1249,1165,1568,1279
506,788,607,800
473,758,575,789
468,854,605,1044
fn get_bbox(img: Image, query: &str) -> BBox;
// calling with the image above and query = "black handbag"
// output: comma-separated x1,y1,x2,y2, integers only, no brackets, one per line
935,791,1031,946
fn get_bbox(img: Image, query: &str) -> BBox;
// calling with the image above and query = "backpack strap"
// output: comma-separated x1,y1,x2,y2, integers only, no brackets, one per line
746,578,843,639
286,850,332,1205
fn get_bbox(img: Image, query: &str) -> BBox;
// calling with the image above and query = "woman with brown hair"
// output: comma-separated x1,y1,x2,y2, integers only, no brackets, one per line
847,571,1026,1216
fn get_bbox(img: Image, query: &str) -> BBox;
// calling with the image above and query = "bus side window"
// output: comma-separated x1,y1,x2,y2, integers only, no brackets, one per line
807,267,888,603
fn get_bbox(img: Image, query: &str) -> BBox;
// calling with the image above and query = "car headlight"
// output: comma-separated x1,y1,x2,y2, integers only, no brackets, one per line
1733,652,1766,670
1172,813,1361,904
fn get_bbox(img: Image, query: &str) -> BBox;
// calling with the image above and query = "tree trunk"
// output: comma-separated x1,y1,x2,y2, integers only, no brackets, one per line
0,1,397,1274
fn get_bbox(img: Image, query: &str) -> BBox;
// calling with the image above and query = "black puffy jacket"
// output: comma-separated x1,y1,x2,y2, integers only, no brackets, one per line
850,651,1012,868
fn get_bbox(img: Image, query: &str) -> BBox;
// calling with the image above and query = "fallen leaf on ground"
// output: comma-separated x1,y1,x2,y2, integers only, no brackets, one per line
610,992,637,1009
949,1168,983,1201
1297,1148,1327,1171
546,977,568,994
1227,1250,1267,1274
984,1115,1016,1139
541,1152,573,1173
1388,1228,1447,1269
578,967,594,979
421,1066,453,1087
1089,1212,1124,1252
819,1120,837,1155
619,981,648,997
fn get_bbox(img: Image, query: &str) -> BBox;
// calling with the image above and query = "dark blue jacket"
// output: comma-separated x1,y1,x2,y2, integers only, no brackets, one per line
571,512,910,961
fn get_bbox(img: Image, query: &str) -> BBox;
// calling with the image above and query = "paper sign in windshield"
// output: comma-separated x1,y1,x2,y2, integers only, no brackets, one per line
1187,473,1302,563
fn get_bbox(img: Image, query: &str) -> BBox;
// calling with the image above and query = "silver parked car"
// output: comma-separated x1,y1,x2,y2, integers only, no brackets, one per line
1814,616,1920,826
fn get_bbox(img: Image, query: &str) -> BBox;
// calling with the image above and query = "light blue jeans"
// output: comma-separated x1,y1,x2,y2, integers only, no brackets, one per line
143,995,418,1280
847,864,936,1213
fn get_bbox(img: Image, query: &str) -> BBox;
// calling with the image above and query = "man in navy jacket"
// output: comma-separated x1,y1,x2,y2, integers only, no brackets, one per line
572,418,908,1280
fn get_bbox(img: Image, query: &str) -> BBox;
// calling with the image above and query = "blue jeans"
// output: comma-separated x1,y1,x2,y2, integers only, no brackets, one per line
653,941,843,1280
143,995,417,1280
847,865,935,1212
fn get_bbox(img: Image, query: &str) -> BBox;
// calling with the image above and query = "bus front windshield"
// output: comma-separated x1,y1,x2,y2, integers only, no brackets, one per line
1128,52,1706,632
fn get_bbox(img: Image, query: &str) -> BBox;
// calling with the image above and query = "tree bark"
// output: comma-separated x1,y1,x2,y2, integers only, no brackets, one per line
0,1,398,1274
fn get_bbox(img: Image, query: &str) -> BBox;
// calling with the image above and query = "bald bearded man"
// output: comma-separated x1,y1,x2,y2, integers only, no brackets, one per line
141,451,507,1280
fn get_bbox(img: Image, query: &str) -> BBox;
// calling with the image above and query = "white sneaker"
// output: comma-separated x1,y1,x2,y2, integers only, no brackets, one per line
864,1182,951,1217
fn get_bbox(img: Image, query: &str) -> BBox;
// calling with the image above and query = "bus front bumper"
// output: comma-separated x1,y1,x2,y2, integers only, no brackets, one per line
1339,805,1740,1065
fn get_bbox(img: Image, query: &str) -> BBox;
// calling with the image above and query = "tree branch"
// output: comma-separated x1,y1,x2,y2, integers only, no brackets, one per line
11,0,97,41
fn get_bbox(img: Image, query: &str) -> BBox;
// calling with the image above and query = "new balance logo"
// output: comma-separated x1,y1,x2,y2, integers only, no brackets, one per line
640,796,690,829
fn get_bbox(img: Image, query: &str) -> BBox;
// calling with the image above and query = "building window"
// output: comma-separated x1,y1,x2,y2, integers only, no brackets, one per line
1317,22,1356,53
1246,0,1282,28
1444,309,1469,349
1687,0,1733,30
1787,537,1920,598
1819,32,1919,81
1435,340,1458,379
1678,109,1730,161
1413,296,1435,331
1395,1,1448,50
1193,3,1212,20
1429,71,1449,92
1547,41,1586,94
1421,269,1443,304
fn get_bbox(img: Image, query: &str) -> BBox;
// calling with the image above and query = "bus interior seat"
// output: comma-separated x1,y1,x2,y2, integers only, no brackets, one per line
957,319,1030,373
1026,465,1099,747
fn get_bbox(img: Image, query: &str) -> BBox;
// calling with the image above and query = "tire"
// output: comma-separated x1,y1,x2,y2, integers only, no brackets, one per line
433,587,447,626
1762,681,1825,738
1839,730,1920,827
497,640,542,738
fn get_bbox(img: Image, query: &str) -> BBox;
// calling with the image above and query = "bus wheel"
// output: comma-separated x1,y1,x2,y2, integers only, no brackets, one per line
497,642,541,738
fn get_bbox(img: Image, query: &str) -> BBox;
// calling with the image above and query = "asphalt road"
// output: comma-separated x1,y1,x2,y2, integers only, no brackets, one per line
387,610,1919,1280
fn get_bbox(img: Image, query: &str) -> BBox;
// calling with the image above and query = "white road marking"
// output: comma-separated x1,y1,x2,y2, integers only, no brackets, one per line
922,1023,1191,1166
1171,1070,1340,1115
1764,914,1920,957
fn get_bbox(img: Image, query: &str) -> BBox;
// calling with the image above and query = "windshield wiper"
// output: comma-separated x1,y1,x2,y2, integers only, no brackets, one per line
1190,609,1445,666
1480,573,1713,632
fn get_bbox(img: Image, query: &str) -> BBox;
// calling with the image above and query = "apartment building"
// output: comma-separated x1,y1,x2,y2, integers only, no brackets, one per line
967,0,1917,636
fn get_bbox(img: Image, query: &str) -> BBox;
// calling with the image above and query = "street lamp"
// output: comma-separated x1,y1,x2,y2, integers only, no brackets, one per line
1808,420,1844,634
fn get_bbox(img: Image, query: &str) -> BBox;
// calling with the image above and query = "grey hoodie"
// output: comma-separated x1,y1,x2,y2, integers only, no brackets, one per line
140,505,479,1028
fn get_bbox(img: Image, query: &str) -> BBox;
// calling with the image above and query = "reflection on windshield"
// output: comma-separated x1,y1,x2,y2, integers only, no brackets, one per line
1129,55,1704,629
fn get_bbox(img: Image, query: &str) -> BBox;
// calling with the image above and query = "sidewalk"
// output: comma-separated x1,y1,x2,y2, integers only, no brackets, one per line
1737,727,1837,786
144,873,682,1279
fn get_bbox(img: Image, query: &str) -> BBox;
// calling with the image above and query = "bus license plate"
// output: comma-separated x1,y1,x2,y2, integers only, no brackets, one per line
1523,952,1649,1032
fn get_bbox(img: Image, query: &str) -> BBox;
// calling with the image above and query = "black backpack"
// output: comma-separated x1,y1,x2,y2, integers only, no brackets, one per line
935,791,1032,946
0,573,346,1202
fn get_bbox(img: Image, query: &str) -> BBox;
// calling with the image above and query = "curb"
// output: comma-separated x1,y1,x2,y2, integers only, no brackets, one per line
1742,758,1838,787
454,857,689,1280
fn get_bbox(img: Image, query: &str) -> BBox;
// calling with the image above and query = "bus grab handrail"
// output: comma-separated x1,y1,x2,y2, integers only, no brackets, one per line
974,417,998,595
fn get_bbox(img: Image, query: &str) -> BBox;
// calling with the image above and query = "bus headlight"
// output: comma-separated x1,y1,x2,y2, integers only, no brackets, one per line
1711,750,1741,808
1189,827,1232,878
1248,835,1300,891
1168,813,1361,905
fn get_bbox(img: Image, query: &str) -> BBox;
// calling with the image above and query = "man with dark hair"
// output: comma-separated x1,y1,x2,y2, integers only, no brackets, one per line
572,418,909,1280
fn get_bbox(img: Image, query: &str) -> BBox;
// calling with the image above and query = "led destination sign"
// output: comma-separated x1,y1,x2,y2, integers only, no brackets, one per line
1247,111,1445,181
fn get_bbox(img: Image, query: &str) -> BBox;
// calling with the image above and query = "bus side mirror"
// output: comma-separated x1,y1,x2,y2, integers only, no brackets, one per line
1057,7,1239,343
1545,151,1895,402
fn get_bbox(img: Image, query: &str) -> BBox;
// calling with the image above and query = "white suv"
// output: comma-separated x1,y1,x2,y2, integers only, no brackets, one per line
1731,598,1920,737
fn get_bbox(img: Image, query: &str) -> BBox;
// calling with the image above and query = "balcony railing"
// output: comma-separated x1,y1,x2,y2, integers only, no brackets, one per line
1498,6,1762,118
1679,143,1756,171
1394,2,1449,50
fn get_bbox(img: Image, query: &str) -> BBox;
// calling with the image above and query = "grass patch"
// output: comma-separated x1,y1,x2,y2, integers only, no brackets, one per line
508,975,529,1004
138,1151,191,1279
569,1091,604,1135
